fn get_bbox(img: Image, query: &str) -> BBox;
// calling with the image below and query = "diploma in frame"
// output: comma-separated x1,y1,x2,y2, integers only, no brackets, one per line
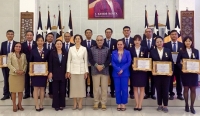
0,55,7,68
152,61,172,75
172,52,179,64
29,62,48,76
182,59,200,73
133,58,152,71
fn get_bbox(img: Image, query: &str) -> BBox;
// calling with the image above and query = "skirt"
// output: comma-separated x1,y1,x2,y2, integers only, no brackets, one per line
70,74,86,98
31,76,47,87
181,73,198,86
131,71,147,87
9,74,25,92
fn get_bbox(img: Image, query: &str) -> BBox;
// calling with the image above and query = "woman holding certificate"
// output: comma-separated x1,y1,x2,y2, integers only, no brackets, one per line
30,35,49,111
67,34,88,110
7,42,27,112
176,36,199,114
112,39,131,111
150,36,173,113
129,35,148,111
48,39,67,111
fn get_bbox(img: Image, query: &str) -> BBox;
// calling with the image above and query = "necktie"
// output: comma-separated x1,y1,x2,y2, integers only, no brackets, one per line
173,42,176,52
28,42,31,50
66,43,69,52
147,39,151,50
107,40,110,48
125,39,128,47
7,42,11,54
87,41,91,48
48,44,50,50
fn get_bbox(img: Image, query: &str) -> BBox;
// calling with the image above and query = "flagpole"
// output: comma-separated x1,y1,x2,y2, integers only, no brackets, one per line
145,5,146,10
155,5,156,10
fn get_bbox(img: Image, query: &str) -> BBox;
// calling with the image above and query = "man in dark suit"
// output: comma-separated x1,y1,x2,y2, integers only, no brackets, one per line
141,28,156,100
121,26,134,99
163,30,184,100
63,32,74,97
81,29,97,98
0,30,17,100
103,28,117,98
22,31,37,99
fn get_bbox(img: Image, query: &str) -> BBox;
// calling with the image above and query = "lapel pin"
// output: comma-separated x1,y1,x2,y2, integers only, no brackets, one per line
130,43,132,48
165,52,168,57
141,52,144,57
193,53,195,58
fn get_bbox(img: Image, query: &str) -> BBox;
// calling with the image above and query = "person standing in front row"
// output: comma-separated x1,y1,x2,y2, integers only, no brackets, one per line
81,29,96,98
112,39,131,111
7,42,27,112
48,40,67,111
0,30,17,100
176,36,199,114
150,36,174,113
67,34,88,110
89,35,111,111
130,35,148,111
29,35,49,111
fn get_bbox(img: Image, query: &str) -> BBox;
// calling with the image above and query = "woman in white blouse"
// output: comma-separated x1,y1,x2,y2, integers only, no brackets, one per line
66,34,88,110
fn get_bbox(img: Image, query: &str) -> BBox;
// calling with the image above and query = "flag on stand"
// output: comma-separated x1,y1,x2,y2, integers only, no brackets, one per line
68,6,74,43
175,10,182,42
143,9,149,40
164,10,171,43
56,10,62,40
153,10,159,38
37,10,43,37
46,11,52,34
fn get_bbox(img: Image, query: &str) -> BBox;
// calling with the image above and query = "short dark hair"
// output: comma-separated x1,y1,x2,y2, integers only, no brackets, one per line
46,32,54,37
25,30,34,36
145,28,153,32
154,36,163,42
105,28,113,33
182,36,194,50
73,34,83,43
85,29,93,34
6,30,14,34
64,32,71,36
123,26,131,30
11,42,23,54
36,35,44,41
133,35,142,41
170,30,178,34
117,39,125,45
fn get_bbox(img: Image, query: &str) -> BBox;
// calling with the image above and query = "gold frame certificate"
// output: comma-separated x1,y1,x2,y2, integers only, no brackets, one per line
0,55,7,68
29,62,48,76
182,59,200,73
172,52,178,64
133,58,152,71
152,61,172,75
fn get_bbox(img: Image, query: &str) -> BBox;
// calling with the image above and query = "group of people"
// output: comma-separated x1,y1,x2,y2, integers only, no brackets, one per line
0,26,199,114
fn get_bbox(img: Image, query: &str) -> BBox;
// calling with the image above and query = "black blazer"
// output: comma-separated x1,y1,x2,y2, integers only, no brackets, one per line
81,39,97,50
122,37,134,50
62,42,75,52
129,46,148,59
141,38,156,52
103,38,117,53
176,48,199,70
163,41,183,52
22,41,37,62
48,50,68,81
0,41,17,55
150,48,174,71
43,43,55,51
29,48,49,62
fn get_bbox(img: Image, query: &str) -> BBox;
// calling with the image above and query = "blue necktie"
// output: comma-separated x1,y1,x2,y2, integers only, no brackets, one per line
87,41,91,48
125,39,128,47
7,42,11,54
147,39,151,50
66,44,69,52
48,44,50,50
107,40,110,48
173,42,176,52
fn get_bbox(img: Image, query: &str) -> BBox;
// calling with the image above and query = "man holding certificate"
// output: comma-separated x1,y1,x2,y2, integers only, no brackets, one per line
176,37,199,114
164,30,184,100
150,36,174,113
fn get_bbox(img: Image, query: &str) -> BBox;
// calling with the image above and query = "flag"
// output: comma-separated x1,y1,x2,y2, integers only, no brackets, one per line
175,10,182,42
153,10,159,38
143,9,149,40
68,7,74,43
164,10,171,43
46,11,52,34
37,11,43,36
56,10,62,40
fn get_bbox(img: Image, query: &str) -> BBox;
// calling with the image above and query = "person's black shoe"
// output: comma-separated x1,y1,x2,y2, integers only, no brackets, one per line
169,95,174,100
90,94,94,98
55,108,59,111
111,94,115,98
185,105,189,112
151,95,156,100
23,95,30,99
130,95,134,99
190,107,196,114
177,96,184,100
35,106,40,112
134,108,138,111
144,95,149,99
138,108,142,111
1,95,9,100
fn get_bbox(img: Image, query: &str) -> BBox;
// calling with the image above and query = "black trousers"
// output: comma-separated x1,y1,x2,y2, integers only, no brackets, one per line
86,67,93,95
24,70,33,96
145,71,155,96
52,80,66,108
49,82,53,95
109,66,115,95
2,68,10,96
66,78,70,97
129,67,133,95
169,65,182,96
154,76,171,106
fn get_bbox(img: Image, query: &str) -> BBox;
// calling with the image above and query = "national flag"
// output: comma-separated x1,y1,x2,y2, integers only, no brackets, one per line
175,10,182,42
46,11,52,34
56,10,62,40
153,10,159,38
164,10,171,43
143,9,149,40
68,6,74,43
37,10,43,36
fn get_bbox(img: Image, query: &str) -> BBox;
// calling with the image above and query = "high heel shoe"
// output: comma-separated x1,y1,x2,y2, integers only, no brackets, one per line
40,106,44,111
72,103,78,110
17,105,24,111
13,106,18,112
35,106,40,112
138,108,142,111
185,105,189,112
134,108,138,111
190,107,196,114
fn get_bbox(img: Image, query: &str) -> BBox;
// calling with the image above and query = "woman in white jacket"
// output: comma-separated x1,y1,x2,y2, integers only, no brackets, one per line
66,34,88,110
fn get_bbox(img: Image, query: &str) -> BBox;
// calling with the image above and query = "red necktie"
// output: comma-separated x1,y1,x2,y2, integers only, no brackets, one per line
28,42,31,50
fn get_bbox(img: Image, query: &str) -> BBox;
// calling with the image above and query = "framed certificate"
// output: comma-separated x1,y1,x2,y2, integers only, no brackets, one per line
29,62,48,76
152,61,172,75
133,58,152,71
172,52,178,64
0,55,7,68
182,59,200,73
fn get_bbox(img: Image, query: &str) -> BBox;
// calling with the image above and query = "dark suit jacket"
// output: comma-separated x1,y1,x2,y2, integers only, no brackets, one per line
62,42,75,52
164,41,183,52
0,41,17,55
141,38,156,52
22,41,37,62
103,38,117,53
29,48,49,62
48,50,68,81
81,39,97,50
122,37,134,50
111,50,131,77
43,43,55,51
150,48,174,71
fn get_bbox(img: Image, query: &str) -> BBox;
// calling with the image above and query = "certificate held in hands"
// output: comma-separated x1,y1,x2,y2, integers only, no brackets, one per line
29,62,48,76
152,61,172,75
182,59,200,73
0,55,7,68
133,58,152,71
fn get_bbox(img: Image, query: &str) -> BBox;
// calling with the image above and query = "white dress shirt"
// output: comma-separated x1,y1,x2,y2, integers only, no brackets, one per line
106,38,111,48
146,38,152,47
157,48,164,60
135,47,141,57
186,48,192,58
124,36,131,44
171,41,178,52
65,42,71,49
27,40,33,47
86,39,92,47
46,42,52,49
7,40,13,52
